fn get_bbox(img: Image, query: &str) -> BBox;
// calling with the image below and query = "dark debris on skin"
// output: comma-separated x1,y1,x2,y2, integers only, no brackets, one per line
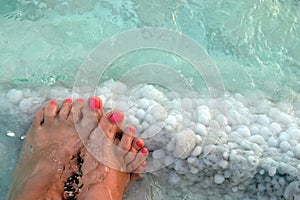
64,154,84,200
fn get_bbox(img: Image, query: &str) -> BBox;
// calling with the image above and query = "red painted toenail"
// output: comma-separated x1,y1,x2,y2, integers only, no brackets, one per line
78,98,85,103
42,107,45,111
141,162,147,168
64,98,72,104
136,141,143,148
141,148,148,155
129,127,136,133
89,97,101,110
109,112,123,124
50,100,57,105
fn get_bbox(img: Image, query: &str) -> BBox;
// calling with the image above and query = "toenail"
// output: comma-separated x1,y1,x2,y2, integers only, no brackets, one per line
109,112,123,124
141,148,148,155
141,161,147,168
42,107,45,111
136,141,143,148
64,98,73,104
89,97,101,110
129,127,136,133
78,98,85,103
50,100,57,105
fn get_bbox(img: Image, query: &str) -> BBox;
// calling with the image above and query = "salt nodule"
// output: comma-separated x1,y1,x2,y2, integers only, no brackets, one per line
4,80,300,199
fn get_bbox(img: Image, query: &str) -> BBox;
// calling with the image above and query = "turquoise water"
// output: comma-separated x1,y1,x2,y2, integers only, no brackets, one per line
1,0,300,199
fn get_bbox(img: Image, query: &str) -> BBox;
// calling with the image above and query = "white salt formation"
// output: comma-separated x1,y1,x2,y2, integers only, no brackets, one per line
3,81,300,199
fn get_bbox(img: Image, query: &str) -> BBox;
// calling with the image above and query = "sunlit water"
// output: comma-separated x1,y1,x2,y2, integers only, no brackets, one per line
0,0,300,199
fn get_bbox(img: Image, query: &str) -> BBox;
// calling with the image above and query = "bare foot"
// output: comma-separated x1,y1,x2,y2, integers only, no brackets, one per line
77,110,149,200
8,97,102,200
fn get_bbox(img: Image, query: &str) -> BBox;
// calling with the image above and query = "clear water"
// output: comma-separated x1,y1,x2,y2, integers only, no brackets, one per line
0,0,300,199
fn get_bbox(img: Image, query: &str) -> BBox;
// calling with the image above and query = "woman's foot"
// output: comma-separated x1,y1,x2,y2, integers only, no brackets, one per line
8,97,102,200
77,110,148,200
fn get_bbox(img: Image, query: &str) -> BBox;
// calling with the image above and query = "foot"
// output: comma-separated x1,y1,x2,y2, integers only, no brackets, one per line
77,110,149,200
8,97,102,200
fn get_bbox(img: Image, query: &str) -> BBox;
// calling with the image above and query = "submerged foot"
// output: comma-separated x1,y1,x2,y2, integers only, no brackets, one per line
76,107,148,200
8,97,102,200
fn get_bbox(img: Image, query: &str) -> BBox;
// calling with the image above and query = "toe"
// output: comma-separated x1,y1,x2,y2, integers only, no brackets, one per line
126,147,148,172
78,97,103,141
133,161,147,174
32,107,45,128
67,98,85,124
117,125,136,151
58,98,73,120
43,100,59,125
124,137,144,164
99,110,124,142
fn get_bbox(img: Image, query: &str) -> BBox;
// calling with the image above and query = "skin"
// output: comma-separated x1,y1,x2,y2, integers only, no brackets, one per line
8,97,148,200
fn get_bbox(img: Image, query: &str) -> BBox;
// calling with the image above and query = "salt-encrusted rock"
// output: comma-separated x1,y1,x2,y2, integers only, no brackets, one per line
279,141,290,153
149,104,167,120
137,98,150,109
248,135,266,145
172,129,197,159
269,122,282,134
250,124,260,135
136,109,145,120
214,113,228,126
214,174,225,184
284,181,300,199
267,137,278,147
7,89,23,104
140,122,164,138
197,105,211,125
165,115,177,127
19,97,42,113
293,144,300,159
174,159,189,174
169,171,181,184
152,149,165,159
195,124,207,137
257,114,270,125
237,126,251,137
191,146,202,157
127,115,140,127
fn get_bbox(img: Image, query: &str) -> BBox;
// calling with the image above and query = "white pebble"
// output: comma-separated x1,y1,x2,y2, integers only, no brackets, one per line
248,135,266,145
128,115,140,127
136,109,145,120
268,137,278,147
293,144,300,159
6,131,15,137
137,98,150,109
214,174,225,184
269,122,282,134
191,146,202,157
257,114,270,125
279,141,290,153
149,104,166,120
195,124,207,137
152,149,165,159
172,130,197,159
165,115,177,127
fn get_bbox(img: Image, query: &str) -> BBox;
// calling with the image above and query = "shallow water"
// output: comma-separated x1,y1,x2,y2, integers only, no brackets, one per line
0,0,300,199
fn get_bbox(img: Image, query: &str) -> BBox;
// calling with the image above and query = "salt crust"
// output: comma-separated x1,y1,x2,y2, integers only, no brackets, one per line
5,80,300,199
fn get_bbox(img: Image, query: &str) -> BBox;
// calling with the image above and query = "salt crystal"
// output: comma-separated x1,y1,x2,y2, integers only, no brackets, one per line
6,131,15,137
214,174,225,184
279,141,290,153
7,89,22,104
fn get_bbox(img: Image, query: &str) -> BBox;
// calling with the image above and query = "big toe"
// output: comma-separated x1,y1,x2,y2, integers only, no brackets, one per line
77,96,103,142
43,100,59,125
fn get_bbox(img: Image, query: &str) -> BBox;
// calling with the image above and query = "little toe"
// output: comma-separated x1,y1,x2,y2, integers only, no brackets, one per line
43,100,59,125
58,98,73,120
126,147,148,172
67,98,85,124
32,107,45,128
